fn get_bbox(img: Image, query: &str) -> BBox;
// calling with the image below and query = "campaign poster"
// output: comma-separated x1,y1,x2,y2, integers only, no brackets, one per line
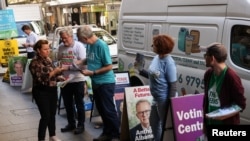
8,56,27,86
0,39,19,65
125,85,154,141
114,72,130,124
171,94,204,141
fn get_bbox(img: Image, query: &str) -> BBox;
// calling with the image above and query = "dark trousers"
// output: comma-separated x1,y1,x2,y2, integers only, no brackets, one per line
93,83,120,138
61,81,85,127
33,86,58,140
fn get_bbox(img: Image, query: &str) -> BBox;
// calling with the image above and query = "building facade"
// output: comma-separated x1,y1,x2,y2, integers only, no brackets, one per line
6,0,121,35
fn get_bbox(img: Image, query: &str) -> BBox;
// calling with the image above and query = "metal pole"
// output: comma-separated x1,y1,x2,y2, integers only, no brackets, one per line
0,0,7,10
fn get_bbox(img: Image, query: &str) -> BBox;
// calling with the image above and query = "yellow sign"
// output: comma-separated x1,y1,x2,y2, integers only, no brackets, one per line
0,39,19,65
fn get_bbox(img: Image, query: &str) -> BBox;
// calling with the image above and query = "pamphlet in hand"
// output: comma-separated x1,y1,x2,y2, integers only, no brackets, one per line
72,61,82,71
57,74,75,88
206,104,242,120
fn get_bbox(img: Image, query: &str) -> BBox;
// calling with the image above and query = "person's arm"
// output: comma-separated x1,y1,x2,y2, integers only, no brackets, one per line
81,64,112,76
228,69,246,111
93,64,113,75
169,81,177,97
49,67,66,78
25,33,38,47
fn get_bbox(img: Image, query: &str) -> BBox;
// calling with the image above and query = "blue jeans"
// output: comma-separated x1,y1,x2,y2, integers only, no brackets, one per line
150,99,168,141
93,83,120,138
61,81,85,127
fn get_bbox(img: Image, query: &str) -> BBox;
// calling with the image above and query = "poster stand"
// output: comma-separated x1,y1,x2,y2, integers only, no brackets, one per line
121,85,154,141
170,94,204,141
120,90,204,141
120,97,130,141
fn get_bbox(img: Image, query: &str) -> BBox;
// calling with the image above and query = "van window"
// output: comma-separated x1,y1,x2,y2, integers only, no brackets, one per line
15,21,34,38
15,21,45,38
33,21,46,35
231,25,250,70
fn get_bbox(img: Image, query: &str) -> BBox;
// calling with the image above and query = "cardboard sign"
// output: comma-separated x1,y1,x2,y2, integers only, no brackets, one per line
114,71,130,123
8,56,27,86
171,94,204,141
0,39,19,65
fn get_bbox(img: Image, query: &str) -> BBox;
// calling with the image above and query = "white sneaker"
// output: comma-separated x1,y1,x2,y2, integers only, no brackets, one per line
49,136,62,141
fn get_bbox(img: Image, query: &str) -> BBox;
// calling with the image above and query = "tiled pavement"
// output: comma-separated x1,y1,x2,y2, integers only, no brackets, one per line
0,76,102,141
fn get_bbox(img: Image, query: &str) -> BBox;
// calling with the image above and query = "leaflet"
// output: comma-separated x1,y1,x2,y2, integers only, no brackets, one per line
57,74,75,88
206,104,241,118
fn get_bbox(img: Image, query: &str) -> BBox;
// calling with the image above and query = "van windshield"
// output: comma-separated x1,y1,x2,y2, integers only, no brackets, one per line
16,21,34,38
15,21,45,38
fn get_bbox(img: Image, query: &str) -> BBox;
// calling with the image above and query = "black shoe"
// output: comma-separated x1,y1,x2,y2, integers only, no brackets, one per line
74,126,84,134
61,125,76,132
93,133,112,141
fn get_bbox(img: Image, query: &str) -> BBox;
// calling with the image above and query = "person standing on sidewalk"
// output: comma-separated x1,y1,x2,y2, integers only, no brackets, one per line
149,34,177,141
57,27,87,135
29,39,67,141
76,25,120,141
201,42,246,136
21,25,38,59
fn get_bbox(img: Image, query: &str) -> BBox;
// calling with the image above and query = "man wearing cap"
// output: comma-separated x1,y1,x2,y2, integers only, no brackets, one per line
201,42,246,135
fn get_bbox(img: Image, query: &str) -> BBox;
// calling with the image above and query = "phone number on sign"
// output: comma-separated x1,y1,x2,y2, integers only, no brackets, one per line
178,74,204,89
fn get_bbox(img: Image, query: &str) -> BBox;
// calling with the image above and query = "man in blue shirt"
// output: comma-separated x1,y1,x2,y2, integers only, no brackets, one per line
76,25,120,141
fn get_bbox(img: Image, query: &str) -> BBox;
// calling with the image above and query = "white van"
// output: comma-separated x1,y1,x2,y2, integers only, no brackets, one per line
118,0,250,139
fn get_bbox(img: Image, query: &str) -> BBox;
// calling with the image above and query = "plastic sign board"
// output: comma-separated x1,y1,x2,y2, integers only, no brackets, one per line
114,71,130,124
171,94,204,141
0,9,18,39
0,39,19,65
8,56,27,86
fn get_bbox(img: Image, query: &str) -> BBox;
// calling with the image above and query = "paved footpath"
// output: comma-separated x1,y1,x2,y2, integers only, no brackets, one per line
0,76,102,141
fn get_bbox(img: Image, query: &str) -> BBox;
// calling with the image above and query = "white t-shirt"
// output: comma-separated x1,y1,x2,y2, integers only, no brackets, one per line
26,31,38,52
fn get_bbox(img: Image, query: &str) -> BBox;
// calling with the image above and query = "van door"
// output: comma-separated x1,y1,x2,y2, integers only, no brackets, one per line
223,19,250,124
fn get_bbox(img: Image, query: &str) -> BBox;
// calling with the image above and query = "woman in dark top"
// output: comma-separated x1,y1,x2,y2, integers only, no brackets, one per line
29,39,67,141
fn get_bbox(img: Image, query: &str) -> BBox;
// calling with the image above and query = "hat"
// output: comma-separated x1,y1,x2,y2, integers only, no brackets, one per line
199,42,223,52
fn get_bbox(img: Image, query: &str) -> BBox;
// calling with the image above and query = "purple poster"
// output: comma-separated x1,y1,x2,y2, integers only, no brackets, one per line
171,94,204,141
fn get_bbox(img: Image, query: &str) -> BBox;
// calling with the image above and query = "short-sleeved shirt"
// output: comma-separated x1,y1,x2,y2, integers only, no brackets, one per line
148,55,177,101
57,40,86,82
26,31,38,52
86,39,115,85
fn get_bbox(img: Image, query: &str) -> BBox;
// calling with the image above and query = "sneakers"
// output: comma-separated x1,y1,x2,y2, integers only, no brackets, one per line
93,133,112,141
74,126,84,134
49,136,61,141
61,124,76,132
